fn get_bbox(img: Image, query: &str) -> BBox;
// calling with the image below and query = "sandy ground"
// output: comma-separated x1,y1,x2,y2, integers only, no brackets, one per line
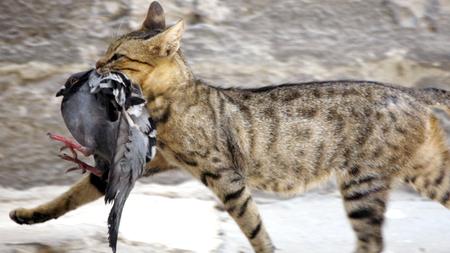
1,181,450,253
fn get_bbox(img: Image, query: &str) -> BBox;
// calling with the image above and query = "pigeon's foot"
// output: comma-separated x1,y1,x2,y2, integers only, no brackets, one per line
59,153,103,177
48,133,92,156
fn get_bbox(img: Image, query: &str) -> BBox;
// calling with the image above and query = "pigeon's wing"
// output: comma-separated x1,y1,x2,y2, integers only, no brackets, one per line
147,119,157,161
127,83,157,162
130,106,157,162
90,72,132,107
105,110,148,253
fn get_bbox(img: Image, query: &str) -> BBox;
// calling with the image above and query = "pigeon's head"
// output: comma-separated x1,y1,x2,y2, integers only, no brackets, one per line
95,1,190,98
56,70,92,97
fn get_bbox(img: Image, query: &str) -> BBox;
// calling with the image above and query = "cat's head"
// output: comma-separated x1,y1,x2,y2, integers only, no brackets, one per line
95,1,190,97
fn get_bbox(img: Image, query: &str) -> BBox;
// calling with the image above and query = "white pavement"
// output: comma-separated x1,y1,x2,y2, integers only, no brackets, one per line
0,181,449,253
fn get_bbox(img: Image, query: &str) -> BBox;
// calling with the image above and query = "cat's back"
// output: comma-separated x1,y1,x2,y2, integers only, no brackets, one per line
215,80,440,192
219,80,436,131
222,80,441,109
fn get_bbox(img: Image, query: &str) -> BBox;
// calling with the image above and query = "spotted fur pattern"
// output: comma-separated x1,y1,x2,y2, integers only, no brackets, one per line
10,2,450,253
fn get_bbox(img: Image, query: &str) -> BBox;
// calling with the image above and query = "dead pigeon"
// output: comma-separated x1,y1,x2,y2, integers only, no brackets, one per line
50,69,157,252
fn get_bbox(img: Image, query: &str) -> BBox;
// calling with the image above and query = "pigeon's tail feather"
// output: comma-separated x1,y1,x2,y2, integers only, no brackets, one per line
107,182,132,253
105,113,147,252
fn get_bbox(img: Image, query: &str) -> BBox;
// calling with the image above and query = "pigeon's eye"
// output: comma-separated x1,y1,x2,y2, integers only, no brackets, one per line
110,53,124,62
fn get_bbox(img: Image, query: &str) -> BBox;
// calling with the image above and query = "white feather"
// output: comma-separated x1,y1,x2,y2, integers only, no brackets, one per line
127,104,144,117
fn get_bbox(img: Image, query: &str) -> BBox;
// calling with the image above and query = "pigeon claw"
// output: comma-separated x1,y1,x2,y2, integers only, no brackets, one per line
48,133,92,156
58,154,103,177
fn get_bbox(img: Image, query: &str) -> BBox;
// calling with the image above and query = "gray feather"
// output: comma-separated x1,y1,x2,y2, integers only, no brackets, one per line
57,69,157,253
105,112,148,252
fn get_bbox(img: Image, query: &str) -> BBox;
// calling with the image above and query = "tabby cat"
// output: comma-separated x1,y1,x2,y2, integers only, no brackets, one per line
10,2,450,253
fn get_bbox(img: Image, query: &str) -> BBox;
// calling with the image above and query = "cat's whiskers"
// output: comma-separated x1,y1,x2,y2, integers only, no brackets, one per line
110,18,126,42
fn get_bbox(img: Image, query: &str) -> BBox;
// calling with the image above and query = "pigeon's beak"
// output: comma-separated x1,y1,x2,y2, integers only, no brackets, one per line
56,88,65,97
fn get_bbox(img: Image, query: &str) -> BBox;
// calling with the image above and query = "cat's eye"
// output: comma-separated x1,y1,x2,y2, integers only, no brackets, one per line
109,53,124,62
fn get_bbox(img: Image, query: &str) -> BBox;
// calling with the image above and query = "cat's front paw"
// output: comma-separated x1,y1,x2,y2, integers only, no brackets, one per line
9,208,51,225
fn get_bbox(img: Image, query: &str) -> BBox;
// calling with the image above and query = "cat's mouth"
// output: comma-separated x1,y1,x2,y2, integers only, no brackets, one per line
94,66,110,77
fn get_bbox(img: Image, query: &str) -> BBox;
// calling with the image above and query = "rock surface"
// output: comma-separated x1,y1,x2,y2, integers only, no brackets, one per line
1,1,450,185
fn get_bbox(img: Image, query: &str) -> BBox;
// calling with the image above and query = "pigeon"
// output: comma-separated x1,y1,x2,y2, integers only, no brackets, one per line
50,69,157,252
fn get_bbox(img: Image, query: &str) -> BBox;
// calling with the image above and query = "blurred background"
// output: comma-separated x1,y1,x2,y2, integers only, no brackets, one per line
1,0,450,252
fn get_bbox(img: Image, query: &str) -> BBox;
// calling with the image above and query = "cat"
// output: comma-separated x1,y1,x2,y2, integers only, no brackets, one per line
10,2,450,253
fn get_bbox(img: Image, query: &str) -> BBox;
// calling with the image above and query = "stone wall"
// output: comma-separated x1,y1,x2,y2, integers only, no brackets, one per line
1,0,449,188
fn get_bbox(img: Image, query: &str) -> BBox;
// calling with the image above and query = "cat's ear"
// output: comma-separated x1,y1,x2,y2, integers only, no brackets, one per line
150,20,185,57
142,1,166,31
